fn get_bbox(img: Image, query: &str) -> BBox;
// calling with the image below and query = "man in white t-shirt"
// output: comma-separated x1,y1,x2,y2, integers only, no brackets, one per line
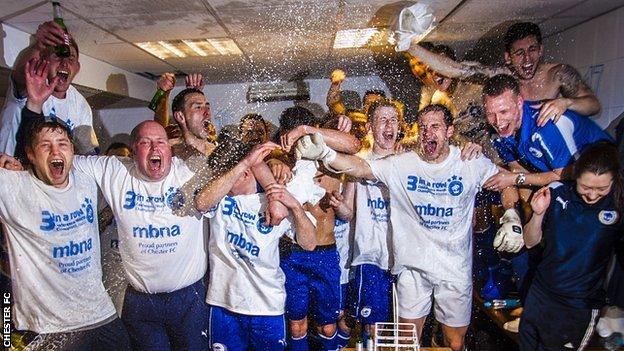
0,113,129,349
71,120,210,350
342,99,403,343
295,104,521,351
0,21,98,161
192,135,316,351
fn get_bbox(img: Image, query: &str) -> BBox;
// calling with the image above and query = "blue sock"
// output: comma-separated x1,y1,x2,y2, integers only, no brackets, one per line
290,333,308,351
336,328,350,348
362,328,370,343
317,331,339,351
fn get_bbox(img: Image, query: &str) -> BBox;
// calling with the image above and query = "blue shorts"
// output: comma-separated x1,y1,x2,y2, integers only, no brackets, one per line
348,264,394,325
121,279,209,351
280,243,341,325
208,305,286,351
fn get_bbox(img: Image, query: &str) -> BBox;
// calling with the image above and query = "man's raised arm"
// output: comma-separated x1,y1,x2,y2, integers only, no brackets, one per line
195,142,277,212
294,133,375,180
405,40,506,80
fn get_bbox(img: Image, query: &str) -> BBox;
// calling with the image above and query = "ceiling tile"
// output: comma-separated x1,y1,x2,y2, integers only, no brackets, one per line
0,0,46,22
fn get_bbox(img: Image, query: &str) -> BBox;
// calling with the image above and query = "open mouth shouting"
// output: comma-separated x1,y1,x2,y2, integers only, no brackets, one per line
56,69,70,83
149,154,162,171
519,62,536,79
382,130,396,143
497,122,513,137
49,157,65,178
422,138,438,156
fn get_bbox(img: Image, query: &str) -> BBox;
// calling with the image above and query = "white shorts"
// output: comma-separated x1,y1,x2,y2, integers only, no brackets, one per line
396,268,472,327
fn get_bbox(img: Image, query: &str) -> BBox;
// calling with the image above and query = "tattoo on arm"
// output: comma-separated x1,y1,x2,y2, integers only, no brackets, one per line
554,64,588,97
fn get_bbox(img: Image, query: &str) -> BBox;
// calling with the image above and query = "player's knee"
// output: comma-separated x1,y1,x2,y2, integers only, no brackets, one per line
446,337,465,351
318,323,337,337
289,318,308,338
338,314,354,332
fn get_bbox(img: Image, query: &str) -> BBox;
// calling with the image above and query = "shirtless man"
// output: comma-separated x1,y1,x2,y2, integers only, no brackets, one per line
403,22,601,125
276,106,360,351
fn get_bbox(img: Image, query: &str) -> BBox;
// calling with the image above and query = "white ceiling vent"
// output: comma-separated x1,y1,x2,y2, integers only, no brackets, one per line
246,81,310,103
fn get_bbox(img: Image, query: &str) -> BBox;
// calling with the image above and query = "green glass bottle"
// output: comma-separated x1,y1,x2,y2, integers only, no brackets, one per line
52,2,71,58
148,89,166,111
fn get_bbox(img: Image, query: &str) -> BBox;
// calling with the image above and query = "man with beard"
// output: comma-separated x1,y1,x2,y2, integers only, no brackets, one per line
0,20,99,161
402,22,601,125
153,73,216,159
294,104,519,351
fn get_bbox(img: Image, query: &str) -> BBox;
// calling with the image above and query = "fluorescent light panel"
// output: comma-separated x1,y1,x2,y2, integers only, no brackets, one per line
333,28,392,49
136,38,242,58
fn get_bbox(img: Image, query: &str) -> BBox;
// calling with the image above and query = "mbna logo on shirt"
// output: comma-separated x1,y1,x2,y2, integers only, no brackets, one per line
598,210,618,225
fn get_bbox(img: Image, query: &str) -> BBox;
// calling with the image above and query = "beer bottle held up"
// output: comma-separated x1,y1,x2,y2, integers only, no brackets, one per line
52,1,71,58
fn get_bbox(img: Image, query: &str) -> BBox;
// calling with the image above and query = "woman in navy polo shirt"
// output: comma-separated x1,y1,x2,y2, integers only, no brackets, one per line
520,142,624,351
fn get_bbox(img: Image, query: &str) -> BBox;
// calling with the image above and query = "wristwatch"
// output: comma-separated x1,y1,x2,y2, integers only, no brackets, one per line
515,172,526,186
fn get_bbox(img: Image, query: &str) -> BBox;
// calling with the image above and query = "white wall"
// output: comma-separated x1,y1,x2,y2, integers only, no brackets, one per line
94,75,391,149
174,75,391,130
0,23,154,101
544,7,624,130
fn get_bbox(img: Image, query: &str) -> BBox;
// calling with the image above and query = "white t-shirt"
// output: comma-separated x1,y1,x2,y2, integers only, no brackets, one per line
205,193,293,315
334,217,351,285
368,146,498,283
0,169,115,333
73,156,207,293
352,152,392,270
0,77,97,155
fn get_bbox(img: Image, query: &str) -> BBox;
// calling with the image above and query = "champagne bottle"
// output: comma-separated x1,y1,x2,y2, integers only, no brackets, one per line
148,89,166,111
52,2,71,58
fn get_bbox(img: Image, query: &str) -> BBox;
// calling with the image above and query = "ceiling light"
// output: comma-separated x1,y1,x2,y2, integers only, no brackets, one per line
206,38,243,55
136,42,171,60
182,40,208,57
135,39,242,59
333,28,392,49
158,41,186,58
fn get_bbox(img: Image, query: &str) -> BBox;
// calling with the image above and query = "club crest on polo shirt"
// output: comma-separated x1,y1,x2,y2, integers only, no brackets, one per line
212,343,227,351
360,306,372,318
123,187,180,212
406,174,464,196
598,210,618,225
40,197,95,232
